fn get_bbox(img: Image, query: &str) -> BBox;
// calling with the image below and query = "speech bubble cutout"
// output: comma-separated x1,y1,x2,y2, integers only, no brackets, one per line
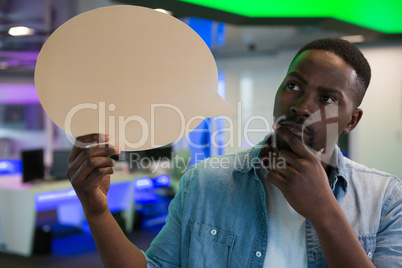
35,5,236,150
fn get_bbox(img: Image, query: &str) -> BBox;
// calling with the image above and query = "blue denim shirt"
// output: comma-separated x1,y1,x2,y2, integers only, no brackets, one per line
144,141,402,267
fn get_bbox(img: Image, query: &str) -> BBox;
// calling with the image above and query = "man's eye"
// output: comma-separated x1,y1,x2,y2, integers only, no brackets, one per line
322,96,337,104
287,83,301,91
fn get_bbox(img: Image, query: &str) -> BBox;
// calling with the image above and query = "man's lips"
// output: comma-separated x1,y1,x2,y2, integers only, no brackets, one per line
279,121,310,139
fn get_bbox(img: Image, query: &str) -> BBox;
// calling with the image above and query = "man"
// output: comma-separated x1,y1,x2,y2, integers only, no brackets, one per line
67,38,402,267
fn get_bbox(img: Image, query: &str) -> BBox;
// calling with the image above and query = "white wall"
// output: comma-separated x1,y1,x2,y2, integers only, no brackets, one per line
350,44,402,178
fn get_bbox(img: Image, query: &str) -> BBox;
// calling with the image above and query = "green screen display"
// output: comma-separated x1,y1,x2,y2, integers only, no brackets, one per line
178,0,402,33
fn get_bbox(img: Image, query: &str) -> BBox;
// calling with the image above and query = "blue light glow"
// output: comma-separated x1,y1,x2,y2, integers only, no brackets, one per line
134,177,153,190
35,189,80,212
154,174,170,187
36,189,76,202
0,159,22,175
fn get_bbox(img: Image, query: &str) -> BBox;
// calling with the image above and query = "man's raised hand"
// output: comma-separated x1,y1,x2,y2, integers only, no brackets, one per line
265,124,337,223
67,133,119,218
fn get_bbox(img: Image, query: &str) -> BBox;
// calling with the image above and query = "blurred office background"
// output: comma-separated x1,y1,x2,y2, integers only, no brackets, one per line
0,0,401,267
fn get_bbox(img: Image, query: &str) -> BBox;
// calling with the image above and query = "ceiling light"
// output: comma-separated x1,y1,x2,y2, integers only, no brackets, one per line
341,35,365,43
154,8,172,16
8,26,35,37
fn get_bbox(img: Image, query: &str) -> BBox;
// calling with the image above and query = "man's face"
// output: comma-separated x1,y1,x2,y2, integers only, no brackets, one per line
273,49,360,155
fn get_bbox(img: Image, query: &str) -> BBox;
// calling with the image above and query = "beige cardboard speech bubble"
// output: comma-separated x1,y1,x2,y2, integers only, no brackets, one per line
35,5,235,150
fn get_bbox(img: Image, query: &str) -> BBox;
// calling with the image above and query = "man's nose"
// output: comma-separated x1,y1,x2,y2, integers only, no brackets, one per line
290,96,314,117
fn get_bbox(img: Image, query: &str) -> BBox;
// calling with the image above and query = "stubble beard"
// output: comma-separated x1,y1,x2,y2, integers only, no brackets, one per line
272,129,316,153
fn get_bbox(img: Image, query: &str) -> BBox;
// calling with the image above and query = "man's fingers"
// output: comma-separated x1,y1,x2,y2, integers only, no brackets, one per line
265,171,286,191
68,133,109,164
68,144,118,177
269,162,298,181
274,124,314,159
277,150,301,169
79,167,114,191
69,156,115,185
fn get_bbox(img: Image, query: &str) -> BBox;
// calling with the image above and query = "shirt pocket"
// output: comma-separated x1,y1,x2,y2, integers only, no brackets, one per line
187,220,236,268
358,234,376,260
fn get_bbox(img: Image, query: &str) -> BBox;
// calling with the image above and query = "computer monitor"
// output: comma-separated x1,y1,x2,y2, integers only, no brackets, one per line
52,150,71,180
21,149,44,183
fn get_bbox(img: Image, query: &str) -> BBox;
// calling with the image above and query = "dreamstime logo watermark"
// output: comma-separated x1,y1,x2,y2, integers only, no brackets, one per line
64,101,339,168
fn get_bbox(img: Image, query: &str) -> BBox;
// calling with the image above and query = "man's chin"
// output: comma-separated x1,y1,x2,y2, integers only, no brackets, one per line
272,133,315,152
272,134,292,151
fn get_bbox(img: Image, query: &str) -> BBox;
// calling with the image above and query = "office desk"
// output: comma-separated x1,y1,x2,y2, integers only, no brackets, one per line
0,171,151,256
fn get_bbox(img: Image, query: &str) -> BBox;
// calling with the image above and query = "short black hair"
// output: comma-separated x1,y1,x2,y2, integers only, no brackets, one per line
292,38,371,107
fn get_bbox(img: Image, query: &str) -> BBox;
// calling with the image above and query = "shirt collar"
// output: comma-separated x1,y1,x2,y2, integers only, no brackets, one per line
328,145,348,191
236,136,268,173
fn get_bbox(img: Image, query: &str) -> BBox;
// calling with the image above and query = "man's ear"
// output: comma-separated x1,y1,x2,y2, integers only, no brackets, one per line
342,108,363,134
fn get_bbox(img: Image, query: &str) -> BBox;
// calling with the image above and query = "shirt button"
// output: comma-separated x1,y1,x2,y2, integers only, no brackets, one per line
368,251,372,259
210,229,217,236
256,251,262,258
